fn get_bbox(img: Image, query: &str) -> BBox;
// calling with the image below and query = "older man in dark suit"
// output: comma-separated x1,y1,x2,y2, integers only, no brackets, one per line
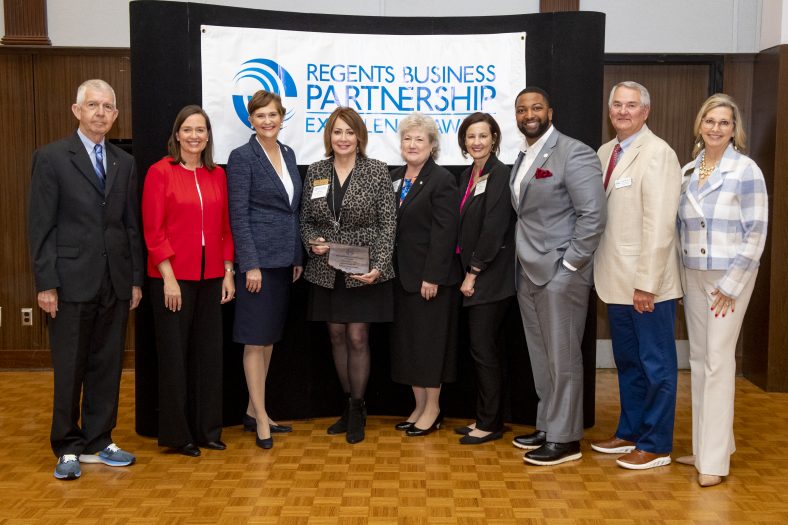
28,79,143,480
510,87,606,466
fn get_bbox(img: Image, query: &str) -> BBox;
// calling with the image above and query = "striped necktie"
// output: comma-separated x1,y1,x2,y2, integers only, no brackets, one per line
94,143,106,191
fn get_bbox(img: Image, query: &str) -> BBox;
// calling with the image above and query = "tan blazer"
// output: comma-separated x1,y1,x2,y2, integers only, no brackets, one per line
593,126,683,305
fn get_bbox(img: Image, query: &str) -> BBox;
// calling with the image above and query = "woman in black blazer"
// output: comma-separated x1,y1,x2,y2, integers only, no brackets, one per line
452,113,516,445
390,112,461,437
301,107,396,444
226,90,303,449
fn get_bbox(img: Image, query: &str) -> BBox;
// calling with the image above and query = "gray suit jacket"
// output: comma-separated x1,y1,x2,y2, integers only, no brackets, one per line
510,127,606,286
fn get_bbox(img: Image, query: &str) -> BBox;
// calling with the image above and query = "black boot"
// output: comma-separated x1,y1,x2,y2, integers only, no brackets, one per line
327,395,351,435
346,398,366,444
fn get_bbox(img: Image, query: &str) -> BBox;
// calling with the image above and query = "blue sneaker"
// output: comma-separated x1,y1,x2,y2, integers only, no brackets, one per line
54,454,81,480
78,443,135,467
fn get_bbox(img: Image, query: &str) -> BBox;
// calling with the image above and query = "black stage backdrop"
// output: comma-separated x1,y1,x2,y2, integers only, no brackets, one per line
130,0,605,437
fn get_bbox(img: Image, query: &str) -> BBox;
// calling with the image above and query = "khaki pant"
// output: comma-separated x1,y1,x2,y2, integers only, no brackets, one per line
683,268,757,477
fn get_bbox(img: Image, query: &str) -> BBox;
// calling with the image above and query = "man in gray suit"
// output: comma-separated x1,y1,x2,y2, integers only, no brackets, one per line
510,87,606,466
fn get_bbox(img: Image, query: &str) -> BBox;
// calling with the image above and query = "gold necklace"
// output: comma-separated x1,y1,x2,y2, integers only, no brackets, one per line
698,152,717,181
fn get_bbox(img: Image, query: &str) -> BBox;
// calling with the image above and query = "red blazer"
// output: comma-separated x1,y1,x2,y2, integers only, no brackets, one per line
142,157,234,280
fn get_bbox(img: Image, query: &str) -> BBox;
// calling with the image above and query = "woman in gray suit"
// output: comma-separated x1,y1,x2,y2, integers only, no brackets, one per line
301,107,396,445
227,90,303,450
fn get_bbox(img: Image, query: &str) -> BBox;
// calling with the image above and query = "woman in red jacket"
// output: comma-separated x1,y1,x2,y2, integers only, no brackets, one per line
142,105,235,457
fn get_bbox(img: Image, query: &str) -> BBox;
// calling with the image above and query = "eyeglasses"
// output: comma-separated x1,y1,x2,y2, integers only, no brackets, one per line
701,118,732,130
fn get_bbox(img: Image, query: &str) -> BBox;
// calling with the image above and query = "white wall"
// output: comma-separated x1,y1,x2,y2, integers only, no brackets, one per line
581,0,761,53
0,0,783,51
44,0,540,48
785,0,788,43
761,0,788,48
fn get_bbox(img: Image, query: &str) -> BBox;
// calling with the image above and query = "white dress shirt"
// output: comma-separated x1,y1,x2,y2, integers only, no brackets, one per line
512,124,555,203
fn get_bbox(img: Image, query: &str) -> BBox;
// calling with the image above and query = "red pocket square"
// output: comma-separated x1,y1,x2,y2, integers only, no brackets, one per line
535,168,553,179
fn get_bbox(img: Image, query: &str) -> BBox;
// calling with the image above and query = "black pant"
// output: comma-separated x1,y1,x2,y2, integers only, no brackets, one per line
467,298,510,432
49,267,129,457
149,277,223,447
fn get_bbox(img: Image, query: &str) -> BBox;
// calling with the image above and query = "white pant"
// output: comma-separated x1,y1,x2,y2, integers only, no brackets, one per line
682,268,757,476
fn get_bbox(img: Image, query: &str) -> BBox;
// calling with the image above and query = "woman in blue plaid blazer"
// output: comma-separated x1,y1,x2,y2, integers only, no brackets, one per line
676,94,768,487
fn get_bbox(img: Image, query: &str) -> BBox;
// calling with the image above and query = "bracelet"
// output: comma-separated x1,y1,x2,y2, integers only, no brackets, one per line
225,267,235,275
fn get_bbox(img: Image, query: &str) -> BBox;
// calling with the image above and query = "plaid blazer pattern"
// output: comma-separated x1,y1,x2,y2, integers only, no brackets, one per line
678,144,768,298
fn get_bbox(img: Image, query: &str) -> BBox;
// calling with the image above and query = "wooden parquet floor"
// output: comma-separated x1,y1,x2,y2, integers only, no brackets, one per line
0,369,787,524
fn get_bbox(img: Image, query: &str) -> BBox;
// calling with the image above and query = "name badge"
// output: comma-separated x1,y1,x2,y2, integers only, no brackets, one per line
311,179,329,199
392,178,402,192
615,177,632,189
474,179,488,196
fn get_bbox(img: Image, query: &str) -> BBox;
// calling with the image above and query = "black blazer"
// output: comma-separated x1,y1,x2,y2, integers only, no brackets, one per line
458,154,516,306
226,135,303,273
28,132,143,302
392,157,461,293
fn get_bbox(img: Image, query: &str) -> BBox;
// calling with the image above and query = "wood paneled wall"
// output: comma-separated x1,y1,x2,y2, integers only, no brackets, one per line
0,47,134,368
745,45,788,392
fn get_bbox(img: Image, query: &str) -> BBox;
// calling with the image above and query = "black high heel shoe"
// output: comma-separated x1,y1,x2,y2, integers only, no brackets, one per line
394,421,416,431
244,413,293,434
405,412,444,437
255,434,273,449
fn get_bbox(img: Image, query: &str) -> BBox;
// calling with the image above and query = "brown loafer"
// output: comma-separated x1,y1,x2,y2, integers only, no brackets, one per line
616,449,671,470
591,436,636,454
698,473,722,487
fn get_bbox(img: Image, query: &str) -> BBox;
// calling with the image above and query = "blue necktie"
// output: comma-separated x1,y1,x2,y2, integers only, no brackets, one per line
94,144,106,191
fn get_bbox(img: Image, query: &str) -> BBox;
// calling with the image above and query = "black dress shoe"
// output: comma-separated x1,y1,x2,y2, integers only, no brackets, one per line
270,423,292,433
394,421,416,431
255,436,273,449
512,430,547,450
459,430,504,445
201,440,226,450
175,443,201,457
242,414,256,432
405,413,443,437
454,425,473,436
524,441,582,466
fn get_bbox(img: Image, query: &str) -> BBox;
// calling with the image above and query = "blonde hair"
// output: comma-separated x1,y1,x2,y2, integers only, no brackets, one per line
692,93,747,158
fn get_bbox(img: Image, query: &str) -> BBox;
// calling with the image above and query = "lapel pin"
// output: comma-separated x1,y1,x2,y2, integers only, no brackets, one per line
543,153,549,158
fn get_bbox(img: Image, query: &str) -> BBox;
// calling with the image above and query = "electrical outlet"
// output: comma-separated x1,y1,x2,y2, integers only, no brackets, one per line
21,308,33,326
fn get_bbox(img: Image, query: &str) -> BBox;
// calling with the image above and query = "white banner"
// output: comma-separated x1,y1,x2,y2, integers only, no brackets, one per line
201,26,526,165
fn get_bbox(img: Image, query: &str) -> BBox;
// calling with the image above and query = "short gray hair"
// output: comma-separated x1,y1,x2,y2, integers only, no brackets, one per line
608,81,650,108
76,79,116,105
398,112,440,160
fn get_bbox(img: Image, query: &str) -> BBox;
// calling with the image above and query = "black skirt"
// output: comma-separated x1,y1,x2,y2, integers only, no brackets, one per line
307,273,393,323
233,267,292,346
390,278,459,387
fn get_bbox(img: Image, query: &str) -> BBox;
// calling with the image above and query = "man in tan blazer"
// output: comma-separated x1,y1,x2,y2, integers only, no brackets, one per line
591,81,683,470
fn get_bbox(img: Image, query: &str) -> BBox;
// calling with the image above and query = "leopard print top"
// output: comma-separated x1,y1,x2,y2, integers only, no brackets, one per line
300,156,396,289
